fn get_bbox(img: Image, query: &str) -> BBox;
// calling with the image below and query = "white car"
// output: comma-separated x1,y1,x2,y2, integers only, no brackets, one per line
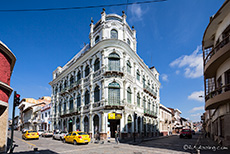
37,129,44,136
53,131,68,140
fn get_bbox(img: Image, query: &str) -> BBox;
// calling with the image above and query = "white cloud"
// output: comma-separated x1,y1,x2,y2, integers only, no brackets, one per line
129,4,143,21
190,113,202,117
189,106,204,113
188,91,204,102
175,70,180,75
161,74,168,82
170,45,203,78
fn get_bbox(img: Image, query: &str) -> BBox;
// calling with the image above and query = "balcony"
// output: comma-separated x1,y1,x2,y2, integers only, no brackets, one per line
104,66,124,77
204,34,230,78
205,83,230,110
143,85,157,98
93,101,104,108
144,109,157,118
104,99,124,110
83,104,90,110
93,69,103,82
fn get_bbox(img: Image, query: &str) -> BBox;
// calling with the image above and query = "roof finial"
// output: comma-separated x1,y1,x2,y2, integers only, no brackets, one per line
91,17,94,23
103,8,105,12
122,11,125,14
132,26,135,29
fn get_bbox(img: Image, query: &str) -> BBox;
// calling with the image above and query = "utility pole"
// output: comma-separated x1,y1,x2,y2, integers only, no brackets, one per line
10,91,20,153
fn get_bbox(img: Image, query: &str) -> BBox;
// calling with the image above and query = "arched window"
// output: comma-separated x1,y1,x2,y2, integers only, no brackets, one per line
127,38,130,45
94,58,100,71
85,65,90,77
64,80,67,88
111,29,118,39
127,115,132,133
148,99,151,111
85,90,90,105
152,84,154,90
137,93,140,107
127,87,132,103
127,60,131,74
84,116,89,133
108,53,120,71
95,36,100,44
58,104,61,113
63,102,66,113
70,76,74,85
69,97,74,110
94,86,100,102
143,97,146,110
108,82,120,105
77,71,81,81
59,84,62,92
77,93,81,108
54,105,57,114
136,69,140,81
55,87,58,94
76,117,80,130
143,76,146,88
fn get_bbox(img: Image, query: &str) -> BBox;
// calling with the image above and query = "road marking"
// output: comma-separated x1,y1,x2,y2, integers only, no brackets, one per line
15,136,36,147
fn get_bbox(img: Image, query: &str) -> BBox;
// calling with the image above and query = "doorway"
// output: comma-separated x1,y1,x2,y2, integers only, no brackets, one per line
108,119,120,138
68,119,73,132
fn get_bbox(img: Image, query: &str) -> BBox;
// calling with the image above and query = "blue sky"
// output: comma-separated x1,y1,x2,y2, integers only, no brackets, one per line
1,0,225,121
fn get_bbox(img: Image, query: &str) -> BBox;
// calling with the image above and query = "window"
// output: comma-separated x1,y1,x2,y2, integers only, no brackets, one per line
59,104,61,113
77,71,81,81
77,94,81,108
143,76,146,88
127,87,132,103
111,29,118,39
59,84,62,92
127,115,132,133
225,69,230,91
108,82,120,105
143,97,146,109
42,114,44,119
94,58,100,71
108,53,120,71
45,112,47,117
70,76,74,85
137,93,140,107
127,60,131,74
127,38,130,45
69,98,74,110
64,102,66,112
94,86,100,102
85,65,90,77
85,90,90,105
95,36,100,44
64,80,67,88
136,70,140,81
48,112,50,115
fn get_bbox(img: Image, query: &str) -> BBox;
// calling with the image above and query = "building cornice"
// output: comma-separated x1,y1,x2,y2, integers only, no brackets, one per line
0,80,13,96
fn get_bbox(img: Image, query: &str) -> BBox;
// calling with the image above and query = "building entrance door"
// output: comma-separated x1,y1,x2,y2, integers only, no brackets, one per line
68,119,73,132
108,119,120,138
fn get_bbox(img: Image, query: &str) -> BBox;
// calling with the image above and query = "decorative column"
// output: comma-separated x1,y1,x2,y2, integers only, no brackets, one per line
101,8,106,39
80,115,83,131
122,11,127,41
89,114,93,136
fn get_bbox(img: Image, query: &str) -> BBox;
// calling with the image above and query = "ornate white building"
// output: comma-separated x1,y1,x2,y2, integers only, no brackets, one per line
49,9,161,140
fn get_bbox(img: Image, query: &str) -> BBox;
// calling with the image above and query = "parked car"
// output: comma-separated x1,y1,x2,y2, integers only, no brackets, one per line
53,131,68,140
22,128,27,134
37,129,44,136
63,131,90,145
180,129,192,139
41,131,53,137
22,130,39,140
192,130,195,135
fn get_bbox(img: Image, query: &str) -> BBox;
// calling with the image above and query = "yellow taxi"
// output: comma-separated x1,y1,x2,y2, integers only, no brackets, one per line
22,130,39,140
63,131,90,145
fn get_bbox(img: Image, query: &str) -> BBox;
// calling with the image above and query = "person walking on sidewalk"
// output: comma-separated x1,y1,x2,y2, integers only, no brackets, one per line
115,131,119,144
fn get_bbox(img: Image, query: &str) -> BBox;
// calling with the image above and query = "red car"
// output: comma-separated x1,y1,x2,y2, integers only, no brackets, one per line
180,129,192,139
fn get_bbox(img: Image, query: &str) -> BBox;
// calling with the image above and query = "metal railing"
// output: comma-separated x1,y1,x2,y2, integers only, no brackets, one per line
205,83,230,101
204,34,230,64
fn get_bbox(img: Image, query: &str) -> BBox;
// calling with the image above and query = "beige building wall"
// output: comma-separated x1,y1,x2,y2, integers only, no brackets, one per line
0,106,8,152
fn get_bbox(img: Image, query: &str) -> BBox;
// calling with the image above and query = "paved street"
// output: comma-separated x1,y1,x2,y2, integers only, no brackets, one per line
8,131,229,154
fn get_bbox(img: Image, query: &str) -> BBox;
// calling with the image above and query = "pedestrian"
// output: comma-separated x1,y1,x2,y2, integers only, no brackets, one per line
115,131,119,144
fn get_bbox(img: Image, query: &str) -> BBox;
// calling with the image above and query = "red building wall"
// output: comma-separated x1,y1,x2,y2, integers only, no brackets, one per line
0,50,11,103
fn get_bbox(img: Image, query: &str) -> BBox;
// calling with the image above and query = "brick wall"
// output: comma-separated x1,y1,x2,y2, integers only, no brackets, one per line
0,50,11,85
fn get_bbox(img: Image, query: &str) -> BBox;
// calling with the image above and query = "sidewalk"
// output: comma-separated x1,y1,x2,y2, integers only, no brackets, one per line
194,133,230,154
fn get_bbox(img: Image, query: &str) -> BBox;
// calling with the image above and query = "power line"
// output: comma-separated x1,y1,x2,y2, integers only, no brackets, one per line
0,0,167,12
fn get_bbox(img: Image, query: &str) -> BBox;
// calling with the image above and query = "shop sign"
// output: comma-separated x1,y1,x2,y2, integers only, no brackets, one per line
108,113,122,119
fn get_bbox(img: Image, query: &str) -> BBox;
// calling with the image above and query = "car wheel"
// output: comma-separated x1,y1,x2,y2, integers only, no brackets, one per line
63,139,66,143
74,140,77,145
53,136,55,140
85,142,88,145
179,135,182,138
